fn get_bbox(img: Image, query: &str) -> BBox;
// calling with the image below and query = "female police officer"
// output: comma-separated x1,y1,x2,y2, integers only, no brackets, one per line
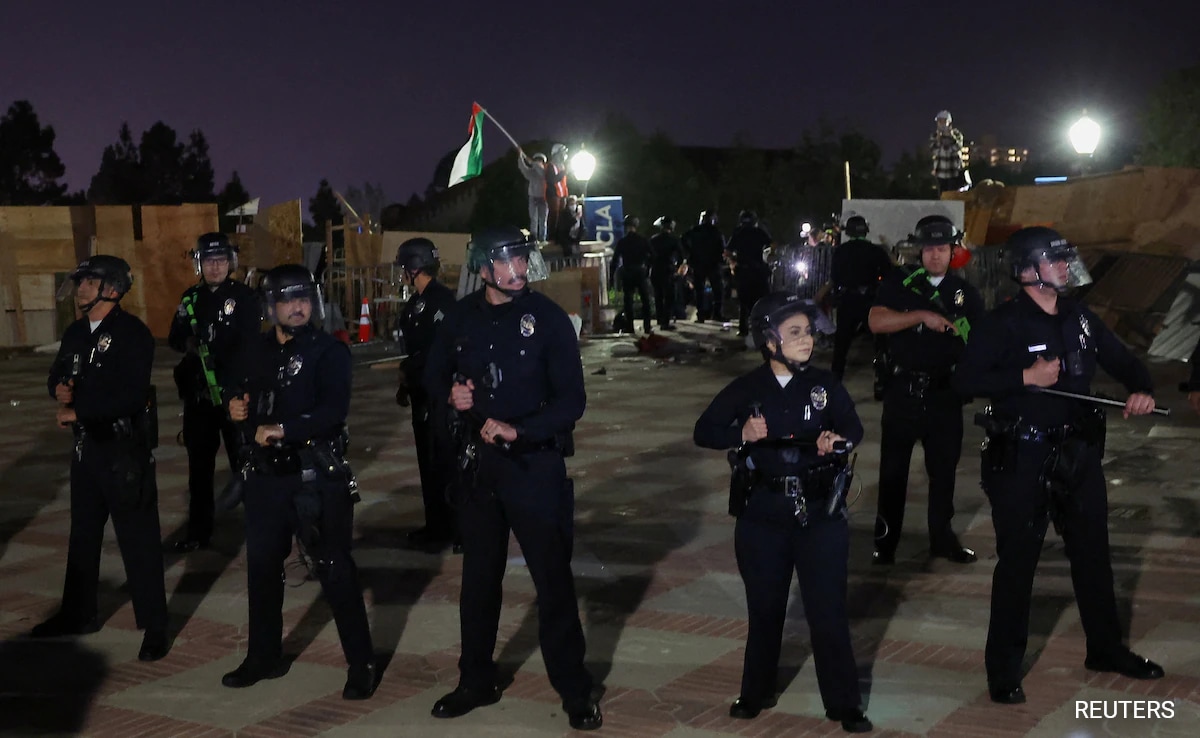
694,292,871,733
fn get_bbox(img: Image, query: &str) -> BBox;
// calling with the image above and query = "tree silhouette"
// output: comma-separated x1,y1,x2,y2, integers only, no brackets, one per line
0,100,67,205
1139,63,1200,168
216,171,251,232
87,121,217,204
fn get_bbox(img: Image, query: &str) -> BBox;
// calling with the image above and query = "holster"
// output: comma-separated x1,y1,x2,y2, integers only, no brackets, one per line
975,410,1018,473
727,449,754,517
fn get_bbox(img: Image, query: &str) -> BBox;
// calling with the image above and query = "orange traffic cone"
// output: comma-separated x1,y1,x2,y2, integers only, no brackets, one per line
358,298,372,343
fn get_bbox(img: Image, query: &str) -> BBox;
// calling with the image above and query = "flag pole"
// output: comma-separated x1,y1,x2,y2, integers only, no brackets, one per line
479,106,522,151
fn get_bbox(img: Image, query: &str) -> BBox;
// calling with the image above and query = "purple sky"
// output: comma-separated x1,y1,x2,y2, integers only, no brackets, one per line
2,0,1195,209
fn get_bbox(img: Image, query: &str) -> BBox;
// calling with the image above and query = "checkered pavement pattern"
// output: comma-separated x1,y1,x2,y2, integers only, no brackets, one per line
1,324,1198,736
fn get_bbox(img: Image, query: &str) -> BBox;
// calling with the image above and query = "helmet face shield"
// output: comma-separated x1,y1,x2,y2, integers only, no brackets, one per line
265,281,325,326
485,246,549,289
1029,245,1092,291
194,251,236,279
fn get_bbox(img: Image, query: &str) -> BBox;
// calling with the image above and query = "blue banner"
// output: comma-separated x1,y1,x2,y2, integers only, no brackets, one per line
582,195,624,248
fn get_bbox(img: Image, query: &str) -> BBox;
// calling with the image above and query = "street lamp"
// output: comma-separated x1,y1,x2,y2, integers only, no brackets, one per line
570,147,596,198
1069,110,1101,157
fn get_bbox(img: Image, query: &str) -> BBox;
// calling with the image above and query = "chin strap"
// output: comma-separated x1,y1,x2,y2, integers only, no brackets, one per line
1015,267,1067,293
481,276,530,299
766,330,811,374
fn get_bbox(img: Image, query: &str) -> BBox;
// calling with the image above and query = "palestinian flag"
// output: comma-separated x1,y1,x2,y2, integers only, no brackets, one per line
448,103,485,187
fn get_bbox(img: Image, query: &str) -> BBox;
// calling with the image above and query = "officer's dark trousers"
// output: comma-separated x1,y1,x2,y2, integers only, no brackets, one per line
182,398,240,542
651,273,676,328
734,493,861,711
243,472,373,668
736,272,770,335
831,293,874,380
875,384,963,555
61,437,167,632
621,272,652,331
982,441,1122,687
456,450,593,703
692,267,723,321
410,388,453,535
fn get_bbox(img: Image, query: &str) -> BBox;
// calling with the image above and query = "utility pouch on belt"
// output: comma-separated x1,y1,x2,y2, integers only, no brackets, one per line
975,408,1017,473
727,448,754,517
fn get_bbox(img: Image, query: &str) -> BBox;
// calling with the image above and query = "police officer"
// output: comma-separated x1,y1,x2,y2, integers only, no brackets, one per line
681,209,726,322
222,264,375,700
868,215,981,565
424,227,601,731
394,237,459,551
168,233,261,552
954,227,1164,704
649,215,683,331
727,210,773,336
610,214,653,333
693,292,871,733
829,215,892,380
37,256,169,662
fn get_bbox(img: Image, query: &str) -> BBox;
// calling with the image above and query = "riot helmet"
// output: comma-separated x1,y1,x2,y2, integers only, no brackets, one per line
466,226,549,297
531,152,547,163
738,209,757,227
1005,226,1092,293
935,110,953,125
58,255,134,314
843,215,869,239
193,232,238,277
749,291,828,373
623,214,640,231
699,209,717,226
653,215,675,232
910,215,964,274
261,263,324,332
394,237,441,279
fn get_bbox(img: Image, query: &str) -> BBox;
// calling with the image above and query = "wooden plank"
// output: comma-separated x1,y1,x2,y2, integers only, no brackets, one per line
0,235,27,345
139,204,219,338
0,206,74,240
13,238,76,272
266,199,303,267
17,274,56,311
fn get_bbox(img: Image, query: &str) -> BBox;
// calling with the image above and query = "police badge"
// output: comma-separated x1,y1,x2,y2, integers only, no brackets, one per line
414,298,426,314
520,314,536,337
953,289,964,307
810,385,828,410
224,298,236,315
97,333,112,353
287,354,304,376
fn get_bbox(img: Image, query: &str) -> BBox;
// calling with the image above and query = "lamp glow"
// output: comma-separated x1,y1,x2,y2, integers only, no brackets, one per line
1069,112,1101,156
570,149,596,181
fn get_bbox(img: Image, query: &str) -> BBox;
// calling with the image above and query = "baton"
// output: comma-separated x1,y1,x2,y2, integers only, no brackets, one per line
1031,387,1170,417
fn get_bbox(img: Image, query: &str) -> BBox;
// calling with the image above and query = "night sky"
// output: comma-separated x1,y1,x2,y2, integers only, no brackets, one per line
2,0,1195,208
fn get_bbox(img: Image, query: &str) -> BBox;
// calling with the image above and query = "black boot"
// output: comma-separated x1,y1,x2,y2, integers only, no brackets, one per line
431,684,502,718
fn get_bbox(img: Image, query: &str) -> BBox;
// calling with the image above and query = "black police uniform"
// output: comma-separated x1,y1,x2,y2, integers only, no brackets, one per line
229,326,373,674
727,225,773,334
611,231,653,331
397,278,458,540
873,265,983,559
649,231,683,329
694,364,865,717
954,291,1155,690
424,289,594,708
168,278,261,545
45,307,168,638
829,238,892,380
681,222,726,321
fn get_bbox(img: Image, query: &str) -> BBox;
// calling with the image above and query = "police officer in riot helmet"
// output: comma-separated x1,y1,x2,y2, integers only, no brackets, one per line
38,256,170,662
694,291,871,733
649,215,684,330
955,227,1163,705
868,215,982,566
168,232,261,552
681,209,726,322
223,264,376,700
610,214,654,333
727,209,773,337
424,227,601,730
829,215,892,380
393,238,460,551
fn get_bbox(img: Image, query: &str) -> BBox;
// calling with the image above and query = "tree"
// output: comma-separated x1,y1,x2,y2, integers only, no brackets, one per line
216,171,251,233
1139,63,1200,168
87,121,216,204
0,100,68,205
885,147,938,200
343,181,387,229
306,179,344,280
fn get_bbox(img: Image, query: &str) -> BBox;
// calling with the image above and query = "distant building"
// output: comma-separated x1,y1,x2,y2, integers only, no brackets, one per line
967,134,1031,172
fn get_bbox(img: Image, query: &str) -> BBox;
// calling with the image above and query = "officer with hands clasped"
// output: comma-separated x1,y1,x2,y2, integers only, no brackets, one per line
693,292,872,733
222,264,376,700
393,237,459,552
37,255,170,662
954,227,1164,705
868,215,982,565
424,227,601,731
168,232,261,552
